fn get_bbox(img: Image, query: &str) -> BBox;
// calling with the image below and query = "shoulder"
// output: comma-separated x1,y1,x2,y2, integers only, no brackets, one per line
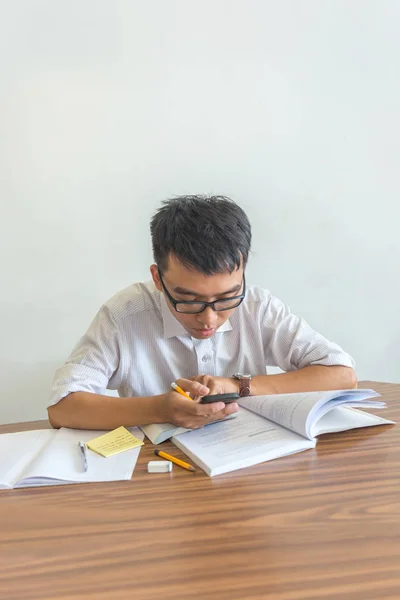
103,280,161,323
234,284,273,323
244,284,291,310
244,284,272,303
238,284,289,323
242,284,273,310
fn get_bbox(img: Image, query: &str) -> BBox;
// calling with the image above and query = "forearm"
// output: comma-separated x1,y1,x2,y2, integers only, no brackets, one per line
251,365,357,396
47,391,166,430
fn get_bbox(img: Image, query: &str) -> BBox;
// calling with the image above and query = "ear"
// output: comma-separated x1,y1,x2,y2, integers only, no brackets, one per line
150,264,162,291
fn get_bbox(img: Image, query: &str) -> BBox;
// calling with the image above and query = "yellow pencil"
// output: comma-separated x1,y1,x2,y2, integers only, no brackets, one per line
154,449,196,472
171,382,194,401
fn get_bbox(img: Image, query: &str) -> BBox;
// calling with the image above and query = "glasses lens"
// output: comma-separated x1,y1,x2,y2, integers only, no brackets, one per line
175,297,243,314
176,303,206,314
213,298,243,311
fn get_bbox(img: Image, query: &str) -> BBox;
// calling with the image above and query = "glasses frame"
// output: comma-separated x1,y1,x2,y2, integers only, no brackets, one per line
158,270,246,314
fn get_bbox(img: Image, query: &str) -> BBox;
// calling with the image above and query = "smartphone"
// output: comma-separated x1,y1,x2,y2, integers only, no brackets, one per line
200,393,240,404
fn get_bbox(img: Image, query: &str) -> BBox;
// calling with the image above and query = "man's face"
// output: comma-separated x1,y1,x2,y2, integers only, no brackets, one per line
150,255,244,339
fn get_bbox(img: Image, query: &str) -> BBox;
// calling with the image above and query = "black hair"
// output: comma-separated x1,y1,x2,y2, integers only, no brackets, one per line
150,195,252,274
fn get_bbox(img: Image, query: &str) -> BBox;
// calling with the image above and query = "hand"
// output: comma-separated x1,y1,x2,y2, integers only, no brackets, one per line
160,378,239,429
190,375,241,397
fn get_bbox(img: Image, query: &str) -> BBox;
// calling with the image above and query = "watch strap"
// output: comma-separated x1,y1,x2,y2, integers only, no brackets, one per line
233,374,252,397
238,377,251,397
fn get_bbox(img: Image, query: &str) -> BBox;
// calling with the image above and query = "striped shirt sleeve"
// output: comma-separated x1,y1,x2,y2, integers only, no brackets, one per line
262,295,355,371
48,306,122,406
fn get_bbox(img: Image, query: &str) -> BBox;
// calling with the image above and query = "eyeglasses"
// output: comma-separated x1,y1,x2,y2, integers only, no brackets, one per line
158,270,246,314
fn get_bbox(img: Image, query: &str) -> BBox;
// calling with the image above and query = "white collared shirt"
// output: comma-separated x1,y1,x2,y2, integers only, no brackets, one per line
48,281,355,406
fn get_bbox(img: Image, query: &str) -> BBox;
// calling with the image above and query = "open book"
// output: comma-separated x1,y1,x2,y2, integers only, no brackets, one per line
170,389,394,477
0,426,143,489
140,414,236,445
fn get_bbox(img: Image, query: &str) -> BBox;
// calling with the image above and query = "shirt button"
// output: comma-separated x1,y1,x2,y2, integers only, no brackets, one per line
202,355,209,362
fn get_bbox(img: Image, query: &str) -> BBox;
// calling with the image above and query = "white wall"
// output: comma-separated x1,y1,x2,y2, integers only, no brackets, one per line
1,1,399,424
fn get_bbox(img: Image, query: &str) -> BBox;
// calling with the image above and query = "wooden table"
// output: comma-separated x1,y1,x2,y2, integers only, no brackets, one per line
0,382,399,600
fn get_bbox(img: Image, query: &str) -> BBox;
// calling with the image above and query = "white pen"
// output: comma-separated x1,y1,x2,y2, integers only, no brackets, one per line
78,441,88,472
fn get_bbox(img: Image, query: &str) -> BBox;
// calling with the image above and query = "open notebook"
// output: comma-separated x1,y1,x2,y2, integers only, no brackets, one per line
0,426,144,489
171,389,395,476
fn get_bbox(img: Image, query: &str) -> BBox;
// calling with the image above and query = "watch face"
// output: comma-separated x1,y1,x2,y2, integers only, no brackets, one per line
234,373,252,379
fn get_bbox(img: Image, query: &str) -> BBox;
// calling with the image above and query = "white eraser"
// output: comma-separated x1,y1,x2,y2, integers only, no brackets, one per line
147,460,173,473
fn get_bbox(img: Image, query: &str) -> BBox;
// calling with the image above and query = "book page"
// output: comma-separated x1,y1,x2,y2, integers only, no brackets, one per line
311,406,395,437
239,389,382,440
16,427,144,487
140,422,189,445
140,414,238,444
238,390,340,438
172,408,315,477
0,430,55,488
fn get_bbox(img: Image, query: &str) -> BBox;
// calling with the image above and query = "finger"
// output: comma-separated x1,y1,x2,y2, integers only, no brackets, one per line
205,402,239,421
192,374,216,389
194,401,226,416
224,402,239,415
191,374,205,382
176,398,225,417
191,375,210,394
186,402,239,428
172,396,225,416
176,378,210,397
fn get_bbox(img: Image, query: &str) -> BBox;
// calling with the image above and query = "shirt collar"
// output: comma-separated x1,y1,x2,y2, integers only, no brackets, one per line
159,291,233,339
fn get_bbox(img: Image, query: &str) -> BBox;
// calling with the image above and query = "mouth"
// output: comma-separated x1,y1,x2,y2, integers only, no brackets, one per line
193,328,217,337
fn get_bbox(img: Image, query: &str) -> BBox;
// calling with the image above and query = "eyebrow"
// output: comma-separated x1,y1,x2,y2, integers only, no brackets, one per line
173,283,242,297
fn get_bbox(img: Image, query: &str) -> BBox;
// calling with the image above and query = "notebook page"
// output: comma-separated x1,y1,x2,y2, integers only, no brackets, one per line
0,430,55,488
17,427,144,487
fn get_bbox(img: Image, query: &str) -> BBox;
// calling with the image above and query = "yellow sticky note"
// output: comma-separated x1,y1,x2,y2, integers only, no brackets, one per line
86,426,144,458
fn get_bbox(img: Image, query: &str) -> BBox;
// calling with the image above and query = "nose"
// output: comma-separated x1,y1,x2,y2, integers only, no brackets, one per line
197,306,218,328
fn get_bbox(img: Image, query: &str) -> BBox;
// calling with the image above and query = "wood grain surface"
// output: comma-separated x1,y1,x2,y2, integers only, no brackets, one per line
0,381,399,600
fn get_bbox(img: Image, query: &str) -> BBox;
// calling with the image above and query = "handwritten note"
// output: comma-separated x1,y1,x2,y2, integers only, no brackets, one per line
86,426,144,458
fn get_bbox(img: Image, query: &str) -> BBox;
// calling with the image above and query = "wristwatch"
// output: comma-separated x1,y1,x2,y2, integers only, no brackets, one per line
233,373,252,397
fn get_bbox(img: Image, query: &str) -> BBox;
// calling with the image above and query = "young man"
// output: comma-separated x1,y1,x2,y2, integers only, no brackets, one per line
48,195,356,430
